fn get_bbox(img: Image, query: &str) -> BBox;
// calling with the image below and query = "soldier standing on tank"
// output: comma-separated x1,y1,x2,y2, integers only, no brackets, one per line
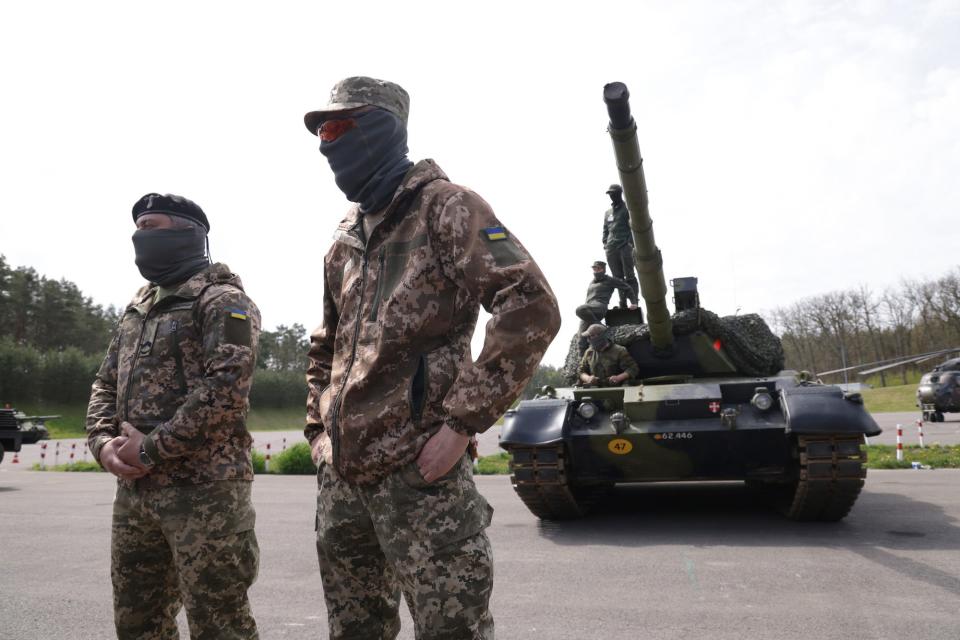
578,324,639,387
303,76,561,639
602,184,641,308
86,193,261,640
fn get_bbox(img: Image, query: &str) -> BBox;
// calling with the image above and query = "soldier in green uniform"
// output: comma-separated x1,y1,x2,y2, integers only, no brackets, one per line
576,260,639,349
304,76,561,639
86,193,261,640
578,324,639,387
602,184,640,308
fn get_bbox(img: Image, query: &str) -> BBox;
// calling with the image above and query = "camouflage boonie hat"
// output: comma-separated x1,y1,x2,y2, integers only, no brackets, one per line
582,323,608,339
304,76,410,135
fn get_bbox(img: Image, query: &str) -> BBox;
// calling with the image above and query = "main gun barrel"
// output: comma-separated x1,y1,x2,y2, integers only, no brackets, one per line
603,82,673,351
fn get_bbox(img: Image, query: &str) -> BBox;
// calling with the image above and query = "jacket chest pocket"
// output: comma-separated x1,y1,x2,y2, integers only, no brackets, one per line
368,234,428,322
144,304,198,393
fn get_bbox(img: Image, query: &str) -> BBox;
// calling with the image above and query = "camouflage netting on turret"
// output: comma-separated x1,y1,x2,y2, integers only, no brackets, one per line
563,308,785,384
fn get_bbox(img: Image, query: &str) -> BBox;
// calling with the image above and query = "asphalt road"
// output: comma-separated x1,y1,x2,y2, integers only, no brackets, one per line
1,468,958,639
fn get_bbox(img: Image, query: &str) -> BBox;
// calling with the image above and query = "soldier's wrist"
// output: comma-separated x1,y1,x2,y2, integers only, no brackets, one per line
141,433,162,465
445,419,476,437
90,435,115,465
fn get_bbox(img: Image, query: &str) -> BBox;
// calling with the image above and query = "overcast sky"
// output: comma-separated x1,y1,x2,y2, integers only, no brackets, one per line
1,0,958,366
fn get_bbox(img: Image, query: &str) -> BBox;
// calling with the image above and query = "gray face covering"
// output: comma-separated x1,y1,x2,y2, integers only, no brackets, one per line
132,225,209,286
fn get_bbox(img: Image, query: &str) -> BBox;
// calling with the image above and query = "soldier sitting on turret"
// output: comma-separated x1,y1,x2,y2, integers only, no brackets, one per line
578,324,639,387
576,261,638,349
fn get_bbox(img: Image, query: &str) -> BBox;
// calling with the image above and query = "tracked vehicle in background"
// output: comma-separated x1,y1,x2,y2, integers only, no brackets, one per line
499,81,881,522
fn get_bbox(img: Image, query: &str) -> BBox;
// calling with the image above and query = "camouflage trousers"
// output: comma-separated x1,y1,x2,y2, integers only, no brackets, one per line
112,480,260,640
315,453,495,639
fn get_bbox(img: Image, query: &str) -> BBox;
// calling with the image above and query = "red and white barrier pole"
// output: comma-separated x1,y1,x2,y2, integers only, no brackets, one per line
916,419,925,448
265,443,271,472
69,442,76,464
282,437,287,452
55,442,60,466
12,451,19,464
896,423,904,462
83,442,88,461
40,442,47,470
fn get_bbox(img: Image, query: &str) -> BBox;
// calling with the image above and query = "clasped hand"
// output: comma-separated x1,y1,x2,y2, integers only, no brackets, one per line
100,422,150,480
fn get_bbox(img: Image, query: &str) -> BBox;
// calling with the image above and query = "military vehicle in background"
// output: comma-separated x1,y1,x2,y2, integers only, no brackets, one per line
0,407,56,464
0,408,25,464
499,81,881,522
917,358,960,422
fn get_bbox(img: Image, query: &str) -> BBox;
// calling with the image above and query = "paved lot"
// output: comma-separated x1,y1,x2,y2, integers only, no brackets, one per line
1,467,958,639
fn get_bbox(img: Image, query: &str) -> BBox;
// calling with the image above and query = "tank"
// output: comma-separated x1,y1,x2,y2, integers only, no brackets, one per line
499,81,882,522
917,358,960,422
0,408,24,464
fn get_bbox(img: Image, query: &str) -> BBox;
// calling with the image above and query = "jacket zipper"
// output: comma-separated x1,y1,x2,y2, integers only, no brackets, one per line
122,304,158,424
368,249,386,322
329,233,371,473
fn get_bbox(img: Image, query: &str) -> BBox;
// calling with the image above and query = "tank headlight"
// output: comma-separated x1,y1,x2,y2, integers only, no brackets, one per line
577,402,598,420
751,388,773,412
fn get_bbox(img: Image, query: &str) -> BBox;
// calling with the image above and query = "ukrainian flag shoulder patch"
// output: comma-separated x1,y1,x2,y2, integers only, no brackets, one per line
483,226,508,241
228,309,248,321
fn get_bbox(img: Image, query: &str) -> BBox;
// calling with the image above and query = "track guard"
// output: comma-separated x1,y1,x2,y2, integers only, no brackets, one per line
780,386,881,437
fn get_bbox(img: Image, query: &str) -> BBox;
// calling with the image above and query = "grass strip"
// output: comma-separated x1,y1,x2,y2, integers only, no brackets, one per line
864,444,960,469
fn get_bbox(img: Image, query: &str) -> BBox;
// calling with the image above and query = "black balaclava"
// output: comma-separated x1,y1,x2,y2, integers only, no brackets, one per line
319,108,414,215
592,270,606,282
609,190,624,207
132,222,209,286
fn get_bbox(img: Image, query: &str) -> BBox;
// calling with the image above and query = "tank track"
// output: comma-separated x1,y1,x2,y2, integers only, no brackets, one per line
507,444,605,520
776,434,867,522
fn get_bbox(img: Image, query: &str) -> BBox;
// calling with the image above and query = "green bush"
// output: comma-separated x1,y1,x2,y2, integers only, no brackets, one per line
251,450,266,474
269,442,317,475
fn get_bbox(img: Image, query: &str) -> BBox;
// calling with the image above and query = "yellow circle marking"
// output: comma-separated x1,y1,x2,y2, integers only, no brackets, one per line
608,438,633,455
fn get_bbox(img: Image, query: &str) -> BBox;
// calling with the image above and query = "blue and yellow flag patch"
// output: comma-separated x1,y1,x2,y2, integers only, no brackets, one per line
483,226,508,241
229,309,248,321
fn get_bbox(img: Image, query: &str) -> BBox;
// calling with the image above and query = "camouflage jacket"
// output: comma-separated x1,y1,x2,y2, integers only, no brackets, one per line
584,274,635,308
86,263,260,489
306,160,561,484
578,343,639,384
602,201,632,250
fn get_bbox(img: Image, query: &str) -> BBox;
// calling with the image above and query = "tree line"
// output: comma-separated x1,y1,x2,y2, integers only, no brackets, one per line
0,255,311,407
769,267,960,386
6,254,953,410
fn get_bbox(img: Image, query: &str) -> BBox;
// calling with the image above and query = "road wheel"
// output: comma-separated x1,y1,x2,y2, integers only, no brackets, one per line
935,411,945,422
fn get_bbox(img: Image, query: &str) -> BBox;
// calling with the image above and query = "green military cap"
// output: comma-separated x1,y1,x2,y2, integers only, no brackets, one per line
592,260,606,269
304,76,410,135
606,184,622,194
